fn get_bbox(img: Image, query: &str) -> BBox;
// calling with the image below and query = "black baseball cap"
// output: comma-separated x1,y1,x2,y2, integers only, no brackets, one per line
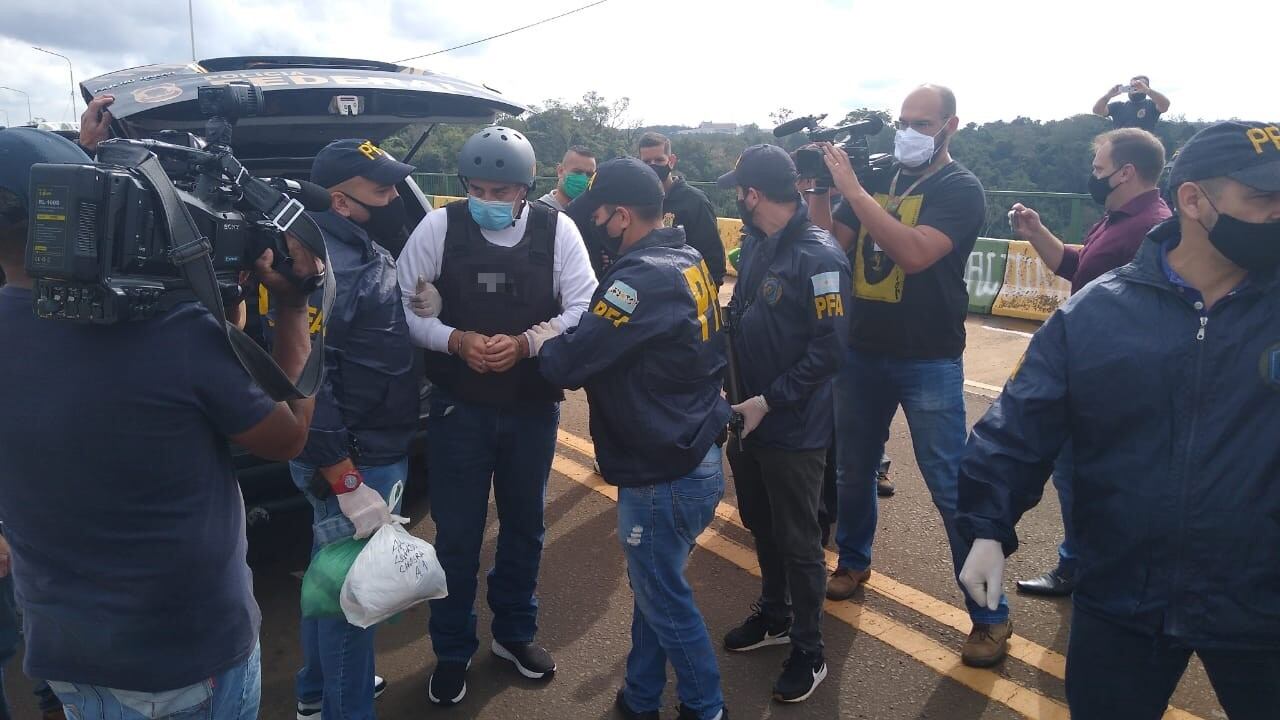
1170,121,1280,192
716,144,798,197
311,138,415,190
0,127,90,211
574,157,665,216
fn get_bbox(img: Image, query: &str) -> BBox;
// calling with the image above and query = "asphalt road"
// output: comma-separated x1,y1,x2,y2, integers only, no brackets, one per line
2,315,1228,720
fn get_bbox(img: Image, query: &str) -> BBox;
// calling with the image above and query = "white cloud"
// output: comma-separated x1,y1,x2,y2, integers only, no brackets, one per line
0,0,1269,128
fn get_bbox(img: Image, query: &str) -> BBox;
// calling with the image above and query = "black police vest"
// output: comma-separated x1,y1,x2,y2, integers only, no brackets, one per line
423,200,564,408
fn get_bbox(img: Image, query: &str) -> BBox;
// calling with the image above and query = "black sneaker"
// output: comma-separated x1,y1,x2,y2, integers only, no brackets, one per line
723,604,791,652
772,648,827,703
491,639,556,680
428,660,469,706
677,704,729,719
614,688,658,720
296,675,388,718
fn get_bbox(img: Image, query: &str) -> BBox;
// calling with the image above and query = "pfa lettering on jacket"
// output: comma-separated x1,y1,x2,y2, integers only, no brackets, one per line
811,271,844,320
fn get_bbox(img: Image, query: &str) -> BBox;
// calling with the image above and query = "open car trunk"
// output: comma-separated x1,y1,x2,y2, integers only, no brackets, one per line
81,56,527,161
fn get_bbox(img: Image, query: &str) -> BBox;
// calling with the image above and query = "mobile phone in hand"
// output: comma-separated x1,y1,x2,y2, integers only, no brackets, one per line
1120,84,1136,93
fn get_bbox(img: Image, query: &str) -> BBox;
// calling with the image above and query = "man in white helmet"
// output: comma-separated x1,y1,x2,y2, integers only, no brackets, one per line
396,126,597,706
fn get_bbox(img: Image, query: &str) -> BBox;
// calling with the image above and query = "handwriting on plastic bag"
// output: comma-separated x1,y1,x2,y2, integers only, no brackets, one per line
392,537,429,579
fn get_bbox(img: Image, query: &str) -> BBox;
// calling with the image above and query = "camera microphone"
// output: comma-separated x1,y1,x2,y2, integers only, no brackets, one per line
267,178,333,212
773,114,826,137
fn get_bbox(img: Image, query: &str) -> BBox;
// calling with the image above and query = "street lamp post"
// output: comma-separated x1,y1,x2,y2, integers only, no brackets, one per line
32,46,78,122
0,86,33,124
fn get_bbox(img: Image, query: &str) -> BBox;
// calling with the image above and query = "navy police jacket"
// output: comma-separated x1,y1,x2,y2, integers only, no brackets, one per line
729,207,852,451
957,219,1280,650
539,227,731,487
268,210,418,467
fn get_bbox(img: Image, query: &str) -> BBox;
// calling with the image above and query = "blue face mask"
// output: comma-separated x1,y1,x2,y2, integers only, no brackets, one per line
468,196,516,230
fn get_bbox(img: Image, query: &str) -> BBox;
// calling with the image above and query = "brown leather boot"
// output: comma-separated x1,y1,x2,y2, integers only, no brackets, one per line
961,620,1012,667
825,567,870,600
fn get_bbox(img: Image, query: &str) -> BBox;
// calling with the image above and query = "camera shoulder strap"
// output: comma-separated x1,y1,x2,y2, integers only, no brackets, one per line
99,142,332,402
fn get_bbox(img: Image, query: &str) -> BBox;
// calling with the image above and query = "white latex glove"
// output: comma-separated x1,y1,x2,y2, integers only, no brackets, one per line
523,319,563,357
959,538,1006,611
730,395,769,438
337,483,393,540
409,276,443,318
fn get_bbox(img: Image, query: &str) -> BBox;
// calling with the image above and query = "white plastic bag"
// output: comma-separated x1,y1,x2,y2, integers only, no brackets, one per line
340,519,448,628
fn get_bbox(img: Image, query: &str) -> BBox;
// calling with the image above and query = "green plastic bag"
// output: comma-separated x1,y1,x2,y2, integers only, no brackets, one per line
301,537,369,618
728,246,742,272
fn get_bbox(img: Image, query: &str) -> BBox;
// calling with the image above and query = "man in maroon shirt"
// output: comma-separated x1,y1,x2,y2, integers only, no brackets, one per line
1005,127,1170,596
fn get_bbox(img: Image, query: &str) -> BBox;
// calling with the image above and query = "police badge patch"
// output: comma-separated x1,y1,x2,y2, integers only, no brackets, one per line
761,275,783,306
1261,343,1280,390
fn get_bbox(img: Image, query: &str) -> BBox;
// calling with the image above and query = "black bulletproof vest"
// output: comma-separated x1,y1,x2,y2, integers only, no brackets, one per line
423,200,564,407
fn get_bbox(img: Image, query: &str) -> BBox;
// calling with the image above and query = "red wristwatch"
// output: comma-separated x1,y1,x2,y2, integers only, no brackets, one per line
329,468,364,496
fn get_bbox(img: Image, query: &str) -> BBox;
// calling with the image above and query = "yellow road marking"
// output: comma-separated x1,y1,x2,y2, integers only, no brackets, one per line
554,429,1204,720
549,452,1069,720
964,379,1004,397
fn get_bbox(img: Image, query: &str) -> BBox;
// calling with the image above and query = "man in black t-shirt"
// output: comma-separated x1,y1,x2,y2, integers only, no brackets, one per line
808,84,1012,669
638,132,728,286
1092,75,1171,132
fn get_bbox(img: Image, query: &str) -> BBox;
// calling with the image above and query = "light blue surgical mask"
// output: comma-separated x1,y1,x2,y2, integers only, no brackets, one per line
468,196,516,230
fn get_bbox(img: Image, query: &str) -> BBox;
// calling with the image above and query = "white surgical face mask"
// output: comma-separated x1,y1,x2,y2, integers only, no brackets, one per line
894,127,944,169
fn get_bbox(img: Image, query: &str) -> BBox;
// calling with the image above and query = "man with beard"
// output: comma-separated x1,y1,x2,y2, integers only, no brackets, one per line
639,132,727,286
807,85,1008,667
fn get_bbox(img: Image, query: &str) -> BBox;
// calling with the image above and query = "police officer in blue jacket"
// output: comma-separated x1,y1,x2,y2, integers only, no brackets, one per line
535,158,731,720
957,121,1280,719
716,145,852,704
270,139,419,720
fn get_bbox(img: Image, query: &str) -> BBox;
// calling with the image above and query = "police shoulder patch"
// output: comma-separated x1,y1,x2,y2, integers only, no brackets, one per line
605,280,639,314
1261,342,1280,390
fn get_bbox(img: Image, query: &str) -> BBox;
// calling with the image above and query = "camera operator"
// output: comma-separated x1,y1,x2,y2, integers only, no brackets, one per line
807,85,1011,667
0,127,322,718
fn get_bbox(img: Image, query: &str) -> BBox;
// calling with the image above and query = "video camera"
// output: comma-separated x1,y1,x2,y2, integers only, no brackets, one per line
772,113,892,189
24,81,330,324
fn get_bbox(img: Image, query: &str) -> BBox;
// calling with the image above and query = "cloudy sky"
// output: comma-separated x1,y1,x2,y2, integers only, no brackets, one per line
0,0,1268,129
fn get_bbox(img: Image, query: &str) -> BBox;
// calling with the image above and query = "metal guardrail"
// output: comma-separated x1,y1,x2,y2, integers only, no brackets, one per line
411,173,1096,244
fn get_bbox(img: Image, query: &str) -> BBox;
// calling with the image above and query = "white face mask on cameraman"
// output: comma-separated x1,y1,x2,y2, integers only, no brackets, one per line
894,126,946,169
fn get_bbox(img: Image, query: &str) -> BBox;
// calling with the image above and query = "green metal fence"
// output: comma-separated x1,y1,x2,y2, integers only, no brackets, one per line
411,173,1094,243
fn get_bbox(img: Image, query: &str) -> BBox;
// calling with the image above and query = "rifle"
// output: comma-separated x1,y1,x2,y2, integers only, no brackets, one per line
722,301,746,451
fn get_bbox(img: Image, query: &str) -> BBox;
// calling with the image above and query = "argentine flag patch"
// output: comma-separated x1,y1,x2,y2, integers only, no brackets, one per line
605,280,639,314
811,271,840,297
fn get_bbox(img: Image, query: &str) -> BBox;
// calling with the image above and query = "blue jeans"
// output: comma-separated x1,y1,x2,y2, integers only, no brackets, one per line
833,348,1009,624
425,390,559,662
618,447,725,720
290,458,409,720
48,643,260,720
1050,440,1077,576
